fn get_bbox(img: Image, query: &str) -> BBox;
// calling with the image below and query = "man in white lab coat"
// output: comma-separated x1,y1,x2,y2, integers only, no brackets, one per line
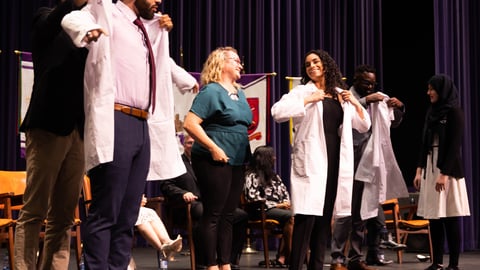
330,65,408,270
61,0,198,269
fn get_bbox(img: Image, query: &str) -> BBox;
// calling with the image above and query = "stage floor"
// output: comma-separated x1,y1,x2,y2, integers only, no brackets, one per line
2,245,477,269
60,246,480,270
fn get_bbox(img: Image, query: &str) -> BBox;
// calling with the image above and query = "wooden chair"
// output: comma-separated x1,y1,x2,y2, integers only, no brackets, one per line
0,192,16,270
0,170,83,270
161,198,196,270
381,198,433,264
81,175,92,213
241,197,283,269
0,171,27,270
0,170,26,212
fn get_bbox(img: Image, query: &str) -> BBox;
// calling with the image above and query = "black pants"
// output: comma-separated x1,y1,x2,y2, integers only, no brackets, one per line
192,156,245,267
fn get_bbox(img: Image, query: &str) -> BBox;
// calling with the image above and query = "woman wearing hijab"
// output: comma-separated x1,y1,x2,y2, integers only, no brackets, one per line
413,74,470,270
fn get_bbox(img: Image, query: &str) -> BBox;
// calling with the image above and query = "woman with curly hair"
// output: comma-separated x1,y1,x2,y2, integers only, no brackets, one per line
244,145,293,267
184,46,252,270
271,49,371,270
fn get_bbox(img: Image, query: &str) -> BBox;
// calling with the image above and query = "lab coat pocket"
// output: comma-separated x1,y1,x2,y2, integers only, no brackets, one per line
292,141,308,177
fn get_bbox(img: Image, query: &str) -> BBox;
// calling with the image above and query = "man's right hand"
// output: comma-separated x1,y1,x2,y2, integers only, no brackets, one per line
183,192,198,203
82,29,107,44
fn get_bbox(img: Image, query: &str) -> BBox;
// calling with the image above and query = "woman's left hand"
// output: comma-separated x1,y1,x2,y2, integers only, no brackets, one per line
341,91,361,106
211,145,229,163
277,202,291,209
435,174,448,192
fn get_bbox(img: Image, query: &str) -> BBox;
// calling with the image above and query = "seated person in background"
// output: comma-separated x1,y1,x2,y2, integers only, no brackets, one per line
160,134,248,270
244,145,294,267
136,194,183,259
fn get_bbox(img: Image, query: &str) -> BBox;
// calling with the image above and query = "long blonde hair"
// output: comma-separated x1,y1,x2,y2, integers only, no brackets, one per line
200,46,241,89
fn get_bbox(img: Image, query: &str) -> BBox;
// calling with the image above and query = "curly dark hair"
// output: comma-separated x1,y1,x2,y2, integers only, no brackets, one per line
246,145,276,187
301,49,347,97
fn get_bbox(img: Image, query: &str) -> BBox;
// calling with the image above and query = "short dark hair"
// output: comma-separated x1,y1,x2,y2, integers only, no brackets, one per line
353,65,376,81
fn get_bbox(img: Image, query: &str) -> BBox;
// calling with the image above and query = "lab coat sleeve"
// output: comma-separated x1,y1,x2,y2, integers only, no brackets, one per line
61,7,103,48
351,105,371,133
271,86,307,123
170,58,198,94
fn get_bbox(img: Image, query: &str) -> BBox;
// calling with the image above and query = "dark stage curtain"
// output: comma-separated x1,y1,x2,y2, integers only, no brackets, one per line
161,0,384,180
432,0,480,252
1,0,478,250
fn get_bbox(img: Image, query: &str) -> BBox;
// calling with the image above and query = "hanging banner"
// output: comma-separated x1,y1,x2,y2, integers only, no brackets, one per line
16,51,34,158
174,72,275,153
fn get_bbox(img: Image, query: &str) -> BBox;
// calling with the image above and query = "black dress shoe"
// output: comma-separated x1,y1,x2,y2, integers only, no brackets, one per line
379,239,407,250
445,266,459,270
366,258,393,266
348,260,378,270
366,254,393,266
424,264,443,270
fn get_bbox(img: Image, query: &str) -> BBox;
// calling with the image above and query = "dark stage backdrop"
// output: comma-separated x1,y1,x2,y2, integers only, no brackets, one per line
1,0,478,250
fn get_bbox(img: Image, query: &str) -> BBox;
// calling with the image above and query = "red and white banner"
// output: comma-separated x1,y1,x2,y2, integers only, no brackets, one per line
174,73,274,153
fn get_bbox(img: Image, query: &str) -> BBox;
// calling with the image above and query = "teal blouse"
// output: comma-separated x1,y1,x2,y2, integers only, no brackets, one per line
190,82,253,166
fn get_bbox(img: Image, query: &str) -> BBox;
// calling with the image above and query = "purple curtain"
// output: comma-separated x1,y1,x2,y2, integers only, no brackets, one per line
433,0,480,251
1,0,478,250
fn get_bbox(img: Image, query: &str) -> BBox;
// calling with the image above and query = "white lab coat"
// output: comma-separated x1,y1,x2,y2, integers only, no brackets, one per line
271,82,371,216
61,1,197,180
355,99,409,220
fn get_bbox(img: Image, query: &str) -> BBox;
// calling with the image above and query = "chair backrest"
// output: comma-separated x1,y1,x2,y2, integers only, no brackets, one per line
382,198,433,264
82,175,92,214
0,170,27,195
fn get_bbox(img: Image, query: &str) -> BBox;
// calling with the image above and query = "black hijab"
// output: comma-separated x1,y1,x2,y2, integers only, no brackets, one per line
421,74,460,160
426,74,460,128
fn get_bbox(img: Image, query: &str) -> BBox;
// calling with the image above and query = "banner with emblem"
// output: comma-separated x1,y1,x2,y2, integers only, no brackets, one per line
173,72,275,153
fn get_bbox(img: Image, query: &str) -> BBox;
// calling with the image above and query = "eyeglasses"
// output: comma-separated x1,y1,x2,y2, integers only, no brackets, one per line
227,57,242,65
359,79,377,87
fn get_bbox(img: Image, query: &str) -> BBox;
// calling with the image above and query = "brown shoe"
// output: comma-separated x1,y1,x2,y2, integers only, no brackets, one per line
348,260,378,270
331,263,348,270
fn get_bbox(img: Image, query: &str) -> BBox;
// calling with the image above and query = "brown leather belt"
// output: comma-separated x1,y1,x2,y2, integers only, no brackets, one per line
114,103,149,120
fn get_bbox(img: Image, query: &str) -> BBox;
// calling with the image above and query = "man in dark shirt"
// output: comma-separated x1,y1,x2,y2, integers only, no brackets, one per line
160,134,248,270
14,0,87,269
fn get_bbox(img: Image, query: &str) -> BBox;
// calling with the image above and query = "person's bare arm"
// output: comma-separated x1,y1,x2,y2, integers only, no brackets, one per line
183,112,229,163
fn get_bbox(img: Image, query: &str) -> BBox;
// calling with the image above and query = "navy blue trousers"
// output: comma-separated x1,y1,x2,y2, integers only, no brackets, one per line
84,112,150,270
